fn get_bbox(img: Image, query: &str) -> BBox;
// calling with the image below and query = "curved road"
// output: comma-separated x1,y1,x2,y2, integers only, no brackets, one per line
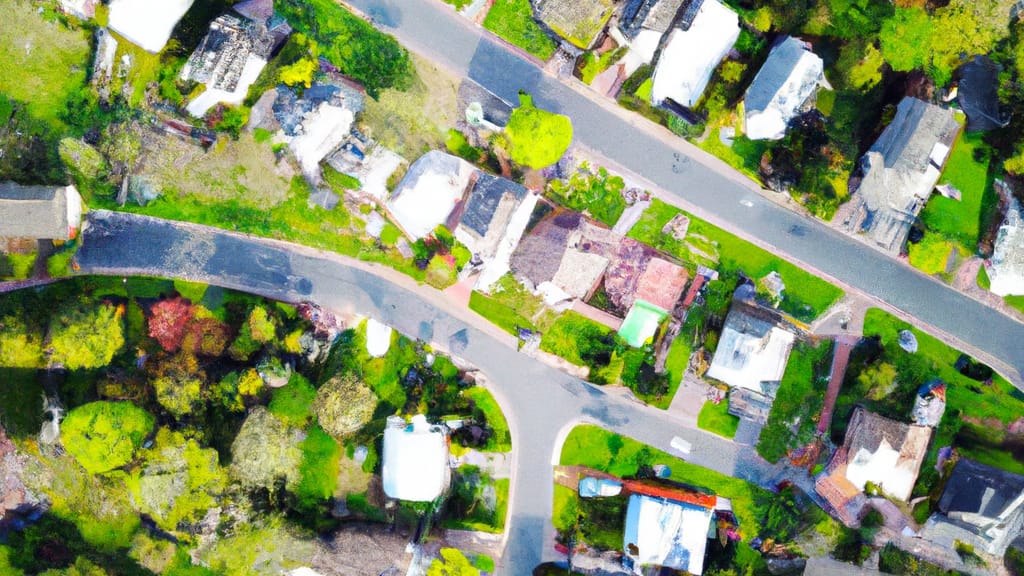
345,0,1024,382
75,211,786,575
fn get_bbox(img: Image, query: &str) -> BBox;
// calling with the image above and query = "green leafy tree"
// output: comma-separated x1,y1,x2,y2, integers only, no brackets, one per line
427,549,480,576
313,373,378,439
506,93,573,169
230,407,302,490
547,162,626,226
48,300,125,370
150,353,205,419
279,58,317,88
62,401,155,474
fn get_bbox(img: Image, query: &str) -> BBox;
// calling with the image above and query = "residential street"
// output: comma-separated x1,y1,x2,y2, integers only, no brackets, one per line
75,211,790,575
341,0,1024,384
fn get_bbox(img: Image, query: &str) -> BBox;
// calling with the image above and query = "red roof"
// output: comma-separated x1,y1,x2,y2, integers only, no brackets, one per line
634,258,689,311
622,479,717,509
682,275,706,308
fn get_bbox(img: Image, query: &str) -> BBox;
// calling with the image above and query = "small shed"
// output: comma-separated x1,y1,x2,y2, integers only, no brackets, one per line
0,183,83,241
387,151,477,240
108,0,196,53
623,493,716,575
958,55,1010,132
618,299,668,347
382,415,450,502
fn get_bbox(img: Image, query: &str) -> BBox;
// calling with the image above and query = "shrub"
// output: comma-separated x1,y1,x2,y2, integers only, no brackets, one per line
46,246,76,278
269,373,318,428
48,299,125,369
62,401,155,474
294,424,342,506
147,297,195,352
314,373,378,439
547,162,626,226
506,93,573,169
229,407,302,490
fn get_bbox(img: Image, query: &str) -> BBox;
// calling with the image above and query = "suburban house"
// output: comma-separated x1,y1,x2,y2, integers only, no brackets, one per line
606,0,687,90
534,0,614,50
108,0,196,53
835,97,961,256
180,13,280,117
271,77,366,180
381,415,450,502
957,56,1010,132
650,0,740,110
743,36,828,141
987,195,1024,296
58,0,97,19
816,408,931,525
0,183,84,243
622,482,733,576
617,258,689,347
921,458,1024,556
705,300,798,402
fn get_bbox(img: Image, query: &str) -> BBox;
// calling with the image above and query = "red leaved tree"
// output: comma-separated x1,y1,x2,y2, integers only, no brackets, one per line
148,297,195,352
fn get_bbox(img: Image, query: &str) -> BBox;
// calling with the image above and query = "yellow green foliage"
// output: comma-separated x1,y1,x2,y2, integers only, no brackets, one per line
284,329,304,354
279,57,317,88
61,401,154,474
38,557,107,575
199,517,315,576
58,138,108,181
48,300,125,369
427,548,480,576
268,373,317,428
848,44,885,89
239,368,264,396
154,374,202,418
314,373,378,439
0,314,45,368
506,93,573,169
128,428,227,536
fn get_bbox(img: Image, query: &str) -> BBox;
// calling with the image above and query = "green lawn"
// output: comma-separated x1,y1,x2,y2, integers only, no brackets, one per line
463,387,512,453
539,311,613,368
1006,295,1024,314
483,0,557,60
556,425,768,568
697,129,768,184
628,199,843,321
756,341,833,463
469,291,536,335
697,399,739,439
908,234,959,277
0,1,92,126
919,131,996,252
977,265,991,290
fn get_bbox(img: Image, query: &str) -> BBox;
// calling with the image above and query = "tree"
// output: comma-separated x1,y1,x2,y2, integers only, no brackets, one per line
61,401,154,474
99,123,141,176
48,300,125,370
150,352,205,419
506,93,573,169
58,138,108,186
427,549,480,576
229,305,276,361
313,373,378,439
147,297,195,352
279,58,317,89
230,407,302,490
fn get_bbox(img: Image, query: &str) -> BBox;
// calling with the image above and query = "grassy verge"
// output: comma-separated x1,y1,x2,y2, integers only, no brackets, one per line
628,199,843,321
696,128,768,184
977,265,991,290
919,131,996,252
756,341,833,463
539,311,613,368
469,291,535,335
698,399,739,439
463,387,512,453
483,0,557,60
1006,295,1024,314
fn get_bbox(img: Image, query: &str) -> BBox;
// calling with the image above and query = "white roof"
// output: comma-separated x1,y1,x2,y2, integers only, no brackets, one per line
625,494,714,575
108,0,195,53
382,415,450,502
185,55,267,118
990,196,1024,296
288,103,355,179
744,37,825,141
365,318,393,358
705,320,795,394
387,151,476,240
846,440,919,502
650,0,739,108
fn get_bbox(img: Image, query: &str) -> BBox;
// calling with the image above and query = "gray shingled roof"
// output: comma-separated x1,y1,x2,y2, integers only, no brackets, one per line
958,56,1010,132
744,36,822,115
619,0,685,40
938,458,1024,519
0,182,73,240
871,97,959,173
460,173,527,238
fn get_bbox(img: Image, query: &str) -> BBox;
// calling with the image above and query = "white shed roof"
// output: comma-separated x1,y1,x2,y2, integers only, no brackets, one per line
387,151,476,240
744,37,825,141
382,415,449,502
705,312,795,395
623,494,714,575
650,0,739,109
108,0,195,53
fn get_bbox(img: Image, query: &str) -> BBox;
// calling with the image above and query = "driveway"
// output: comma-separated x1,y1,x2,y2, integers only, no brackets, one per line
341,0,1024,384
75,211,780,575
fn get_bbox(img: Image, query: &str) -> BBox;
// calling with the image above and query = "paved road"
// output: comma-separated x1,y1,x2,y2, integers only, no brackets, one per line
344,0,1024,382
75,211,789,575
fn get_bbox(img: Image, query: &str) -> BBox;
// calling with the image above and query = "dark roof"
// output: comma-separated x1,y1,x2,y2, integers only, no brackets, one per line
460,173,527,238
958,56,1010,132
0,182,73,240
744,36,818,115
938,458,1024,519
677,0,705,30
619,0,685,40
510,209,580,285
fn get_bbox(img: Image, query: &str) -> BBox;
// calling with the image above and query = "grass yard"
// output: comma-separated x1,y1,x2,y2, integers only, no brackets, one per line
539,311,613,368
908,234,962,278
579,48,626,85
756,341,834,463
919,131,996,252
472,274,558,332
697,129,768,184
977,265,991,290
483,0,557,61
463,387,512,453
628,199,843,322
698,399,739,439
469,291,536,335
835,309,1024,485
138,129,290,206
1006,295,1024,314
0,1,92,126
360,54,457,160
